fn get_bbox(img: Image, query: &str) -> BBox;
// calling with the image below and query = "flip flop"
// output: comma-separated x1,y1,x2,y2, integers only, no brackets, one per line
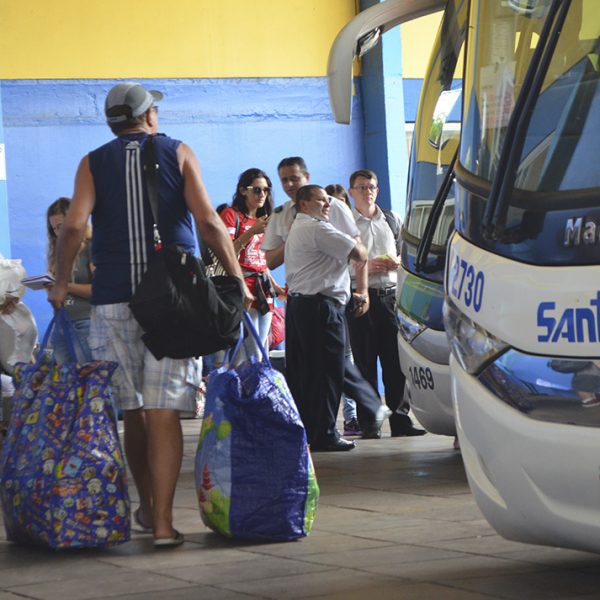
153,530,184,548
133,508,153,534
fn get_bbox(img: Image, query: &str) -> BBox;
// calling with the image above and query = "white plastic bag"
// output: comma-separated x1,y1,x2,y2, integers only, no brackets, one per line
0,303,38,373
0,256,26,304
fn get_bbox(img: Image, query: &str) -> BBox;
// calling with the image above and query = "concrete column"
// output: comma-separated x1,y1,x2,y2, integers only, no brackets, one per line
358,0,408,217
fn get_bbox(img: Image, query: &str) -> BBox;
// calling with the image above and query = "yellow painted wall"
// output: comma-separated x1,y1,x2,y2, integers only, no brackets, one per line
0,0,356,79
400,13,443,78
0,0,444,80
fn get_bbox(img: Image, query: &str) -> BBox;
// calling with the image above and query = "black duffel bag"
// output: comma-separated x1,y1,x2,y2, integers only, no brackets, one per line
130,246,243,360
129,135,243,360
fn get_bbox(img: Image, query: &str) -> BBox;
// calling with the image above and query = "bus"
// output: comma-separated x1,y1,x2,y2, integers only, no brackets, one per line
330,0,600,553
445,0,600,553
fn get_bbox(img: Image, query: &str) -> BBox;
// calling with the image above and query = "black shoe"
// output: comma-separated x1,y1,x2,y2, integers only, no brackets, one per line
312,438,356,452
390,413,426,437
391,425,426,437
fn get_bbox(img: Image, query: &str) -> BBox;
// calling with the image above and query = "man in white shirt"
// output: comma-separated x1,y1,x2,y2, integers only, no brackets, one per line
262,157,361,276
286,185,368,451
348,169,425,437
263,157,390,439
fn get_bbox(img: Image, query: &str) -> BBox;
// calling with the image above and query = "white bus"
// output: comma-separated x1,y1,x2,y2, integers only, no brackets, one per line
331,0,600,553
445,0,600,553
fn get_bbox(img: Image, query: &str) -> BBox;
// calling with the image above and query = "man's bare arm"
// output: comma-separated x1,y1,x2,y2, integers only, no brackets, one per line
265,245,285,270
178,144,252,304
48,156,95,309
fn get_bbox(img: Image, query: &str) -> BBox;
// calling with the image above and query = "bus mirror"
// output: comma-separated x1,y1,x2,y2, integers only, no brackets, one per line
428,88,461,149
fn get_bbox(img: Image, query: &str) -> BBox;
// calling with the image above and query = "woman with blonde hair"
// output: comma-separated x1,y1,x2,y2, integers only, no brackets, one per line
46,197,93,361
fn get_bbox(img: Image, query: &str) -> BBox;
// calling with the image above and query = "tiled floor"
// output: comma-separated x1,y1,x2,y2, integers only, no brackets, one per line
2,420,600,599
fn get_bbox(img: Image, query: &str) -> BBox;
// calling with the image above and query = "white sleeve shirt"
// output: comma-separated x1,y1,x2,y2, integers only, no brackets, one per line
285,213,357,306
261,197,358,253
350,205,398,289
328,197,360,238
261,200,296,250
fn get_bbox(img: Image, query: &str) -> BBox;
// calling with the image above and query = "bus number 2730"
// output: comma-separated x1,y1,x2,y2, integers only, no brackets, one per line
449,254,485,312
409,366,434,390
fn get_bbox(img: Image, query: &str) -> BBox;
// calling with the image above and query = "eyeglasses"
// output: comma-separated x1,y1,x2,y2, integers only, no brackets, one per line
247,186,271,195
352,184,378,192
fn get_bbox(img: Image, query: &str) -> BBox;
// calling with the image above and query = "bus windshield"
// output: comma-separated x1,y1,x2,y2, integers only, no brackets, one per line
461,0,600,194
404,0,466,266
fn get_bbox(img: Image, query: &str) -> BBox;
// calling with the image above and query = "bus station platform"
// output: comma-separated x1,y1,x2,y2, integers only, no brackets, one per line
1,419,600,600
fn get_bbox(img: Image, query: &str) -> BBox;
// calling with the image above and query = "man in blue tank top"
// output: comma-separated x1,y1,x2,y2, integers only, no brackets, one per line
49,82,251,548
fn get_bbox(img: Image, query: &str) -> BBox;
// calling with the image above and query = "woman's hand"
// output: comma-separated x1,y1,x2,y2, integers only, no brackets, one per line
272,282,286,300
248,215,269,236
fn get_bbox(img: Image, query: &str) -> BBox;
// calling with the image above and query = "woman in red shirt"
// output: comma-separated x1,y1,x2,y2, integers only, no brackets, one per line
220,168,284,360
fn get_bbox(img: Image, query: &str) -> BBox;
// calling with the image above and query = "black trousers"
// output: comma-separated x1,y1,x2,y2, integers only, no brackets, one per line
286,295,346,446
347,290,409,433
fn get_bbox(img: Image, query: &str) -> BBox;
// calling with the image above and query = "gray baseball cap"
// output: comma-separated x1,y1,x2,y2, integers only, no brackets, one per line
105,82,164,124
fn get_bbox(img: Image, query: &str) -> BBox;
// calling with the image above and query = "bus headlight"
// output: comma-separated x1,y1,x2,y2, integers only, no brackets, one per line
396,307,426,343
443,299,508,374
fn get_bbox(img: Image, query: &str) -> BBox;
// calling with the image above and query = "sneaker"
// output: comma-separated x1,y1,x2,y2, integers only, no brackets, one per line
343,417,362,437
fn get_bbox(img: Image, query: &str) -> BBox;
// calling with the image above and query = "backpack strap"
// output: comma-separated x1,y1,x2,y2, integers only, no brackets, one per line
382,209,402,254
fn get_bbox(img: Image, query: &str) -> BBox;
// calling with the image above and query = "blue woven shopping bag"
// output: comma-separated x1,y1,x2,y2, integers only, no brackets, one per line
195,312,319,540
0,310,130,549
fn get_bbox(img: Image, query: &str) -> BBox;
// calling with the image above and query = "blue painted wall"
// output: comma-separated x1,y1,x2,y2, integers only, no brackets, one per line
0,83,9,258
3,78,366,333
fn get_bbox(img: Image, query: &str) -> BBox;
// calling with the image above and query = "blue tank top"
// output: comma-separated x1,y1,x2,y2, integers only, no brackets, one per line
88,132,196,304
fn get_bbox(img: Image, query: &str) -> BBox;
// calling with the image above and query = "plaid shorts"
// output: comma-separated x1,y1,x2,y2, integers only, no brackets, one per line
88,303,200,412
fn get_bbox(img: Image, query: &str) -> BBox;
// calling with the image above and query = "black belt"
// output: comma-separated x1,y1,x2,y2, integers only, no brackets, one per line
368,286,396,298
289,293,343,308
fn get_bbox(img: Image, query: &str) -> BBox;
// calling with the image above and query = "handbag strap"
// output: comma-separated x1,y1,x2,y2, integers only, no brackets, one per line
143,135,163,251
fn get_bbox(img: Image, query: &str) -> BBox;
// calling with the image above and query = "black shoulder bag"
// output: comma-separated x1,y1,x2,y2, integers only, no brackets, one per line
129,135,243,360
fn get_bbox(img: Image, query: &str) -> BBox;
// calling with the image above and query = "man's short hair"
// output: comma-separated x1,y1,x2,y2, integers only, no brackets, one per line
278,156,308,173
349,169,378,188
296,184,323,205
108,113,147,135
105,82,163,133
